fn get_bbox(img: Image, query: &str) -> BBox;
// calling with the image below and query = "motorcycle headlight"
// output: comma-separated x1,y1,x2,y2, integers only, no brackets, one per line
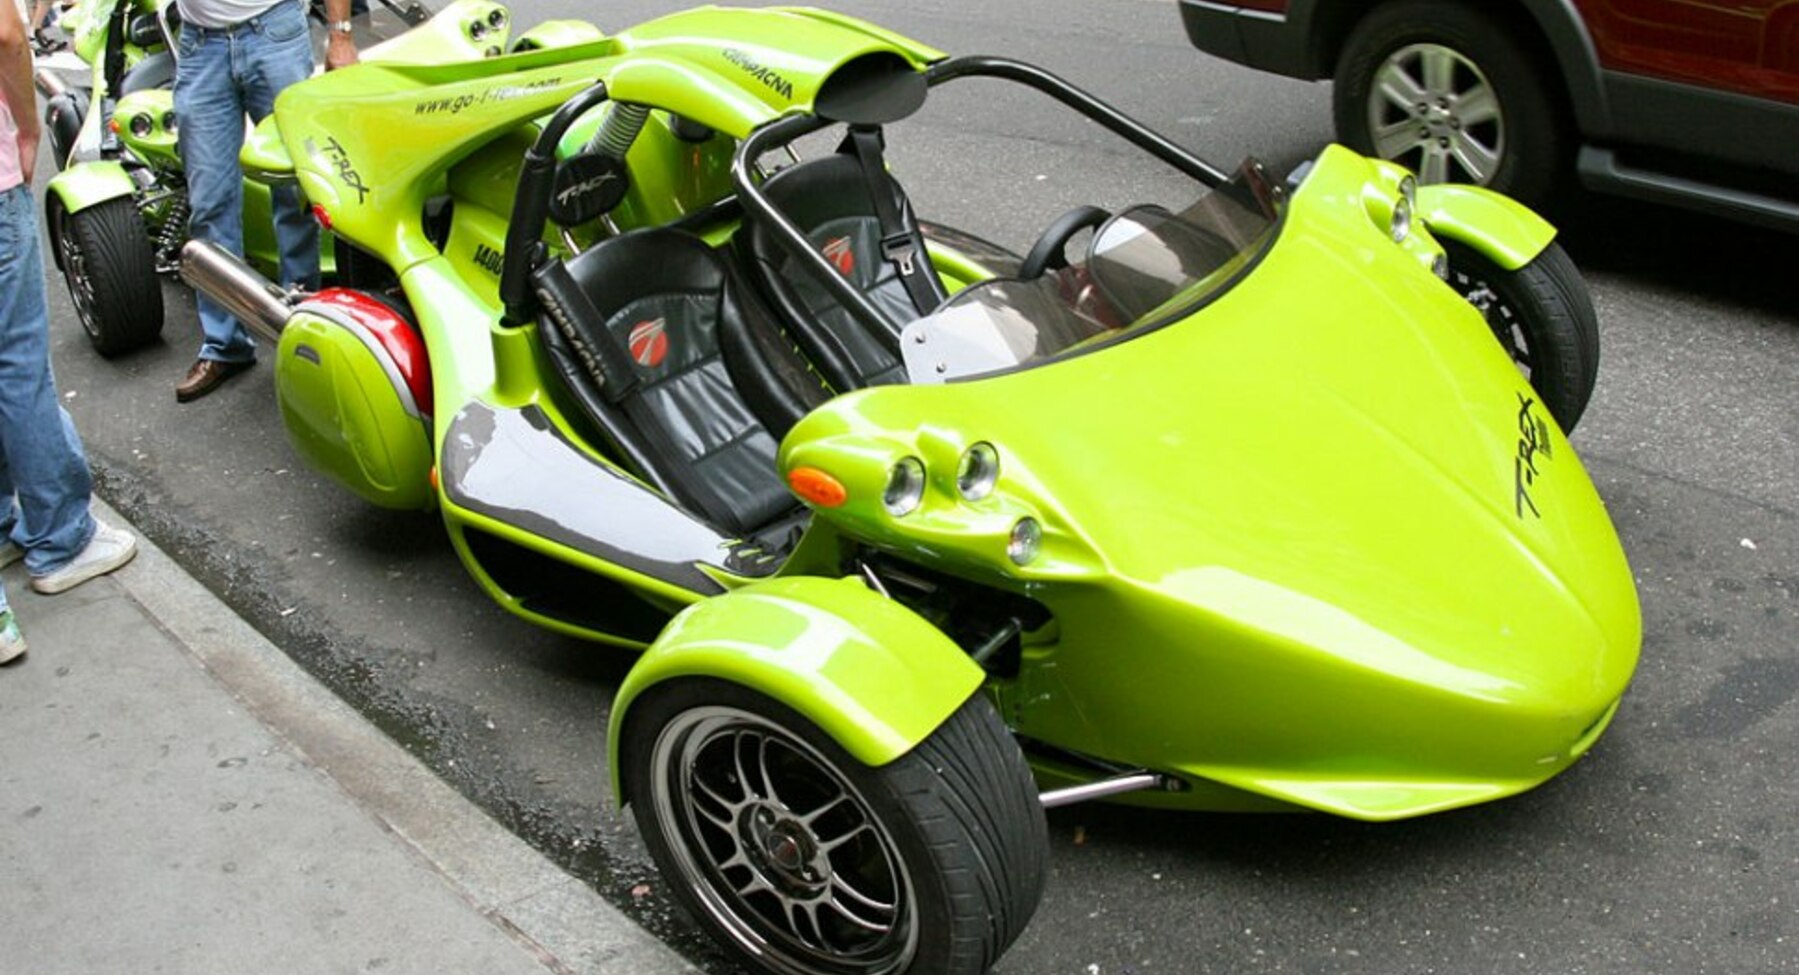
883,457,926,517
1007,518,1042,566
955,443,999,501
1391,175,1416,243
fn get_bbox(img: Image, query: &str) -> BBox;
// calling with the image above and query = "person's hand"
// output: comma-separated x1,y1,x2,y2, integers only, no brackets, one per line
17,126,39,185
325,31,358,70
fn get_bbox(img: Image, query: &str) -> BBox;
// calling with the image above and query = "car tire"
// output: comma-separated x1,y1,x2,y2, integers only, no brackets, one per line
1333,0,1566,207
624,678,1047,975
52,197,164,356
1442,239,1598,432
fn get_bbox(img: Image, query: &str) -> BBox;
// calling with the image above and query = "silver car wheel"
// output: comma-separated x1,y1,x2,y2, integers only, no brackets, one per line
1366,42,1504,185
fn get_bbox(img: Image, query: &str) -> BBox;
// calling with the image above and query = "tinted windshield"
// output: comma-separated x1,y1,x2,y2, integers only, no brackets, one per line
901,160,1279,383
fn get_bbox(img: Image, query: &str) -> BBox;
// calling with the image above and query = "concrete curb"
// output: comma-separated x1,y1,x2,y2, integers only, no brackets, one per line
92,497,701,975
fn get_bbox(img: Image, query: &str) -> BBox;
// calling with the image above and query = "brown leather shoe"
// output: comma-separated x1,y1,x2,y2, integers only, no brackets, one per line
175,358,253,403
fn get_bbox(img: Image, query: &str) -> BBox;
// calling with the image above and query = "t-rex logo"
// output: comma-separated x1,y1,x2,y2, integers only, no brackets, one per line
628,317,668,368
556,171,616,208
823,236,855,276
1513,391,1554,519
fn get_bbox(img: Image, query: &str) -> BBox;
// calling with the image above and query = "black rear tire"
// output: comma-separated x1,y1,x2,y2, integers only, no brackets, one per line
1443,239,1598,432
625,678,1047,975
1333,0,1566,207
53,197,164,356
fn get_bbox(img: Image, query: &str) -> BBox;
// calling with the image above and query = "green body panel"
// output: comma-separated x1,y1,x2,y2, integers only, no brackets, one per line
44,160,136,212
1417,181,1556,271
510,19,607,52
778,148,1639,820
113,90,179,167
275,310,435,510
607,575,986,799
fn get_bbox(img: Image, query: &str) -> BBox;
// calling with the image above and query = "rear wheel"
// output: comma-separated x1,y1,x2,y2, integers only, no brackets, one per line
625,679,1046,975
53,197,164,356
1333,0,1566,206
1443,239,1598,431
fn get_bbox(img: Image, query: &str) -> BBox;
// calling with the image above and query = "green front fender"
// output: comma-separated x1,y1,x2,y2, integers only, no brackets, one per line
1417,182,1556,271
608,576,985,804
45,160,137,215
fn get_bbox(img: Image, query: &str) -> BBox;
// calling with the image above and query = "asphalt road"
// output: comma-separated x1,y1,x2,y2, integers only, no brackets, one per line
35,1,1799,972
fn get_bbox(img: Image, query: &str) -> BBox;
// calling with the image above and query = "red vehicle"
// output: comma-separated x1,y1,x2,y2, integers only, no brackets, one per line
1178,0,1799,231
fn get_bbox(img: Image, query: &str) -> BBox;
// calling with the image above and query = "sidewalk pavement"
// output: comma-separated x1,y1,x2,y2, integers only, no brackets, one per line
0,499,702,975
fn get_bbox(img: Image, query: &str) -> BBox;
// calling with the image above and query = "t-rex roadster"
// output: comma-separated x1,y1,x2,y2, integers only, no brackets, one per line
179,6,1641,974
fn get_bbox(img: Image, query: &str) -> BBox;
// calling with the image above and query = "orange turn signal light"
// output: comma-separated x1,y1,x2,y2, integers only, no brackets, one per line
788,467,847,508
311,204,333,230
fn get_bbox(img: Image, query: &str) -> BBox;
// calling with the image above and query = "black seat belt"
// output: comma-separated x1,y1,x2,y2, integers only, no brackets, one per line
845,127,942,316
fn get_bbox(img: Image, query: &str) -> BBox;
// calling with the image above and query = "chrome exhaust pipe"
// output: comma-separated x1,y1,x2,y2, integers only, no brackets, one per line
178,240,295,344
34,66,69,99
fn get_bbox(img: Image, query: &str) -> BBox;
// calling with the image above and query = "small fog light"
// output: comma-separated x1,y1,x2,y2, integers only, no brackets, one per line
1432,252,1450,279
1391,175,1417,242
956,443,1000,501
484,45,502,57
883,458,926,516
1007,517,1042,566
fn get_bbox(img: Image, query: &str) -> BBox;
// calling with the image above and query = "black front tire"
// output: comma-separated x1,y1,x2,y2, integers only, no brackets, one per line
1333,0,1566,207
1443,239,1599,432
624,679,1047,975
53,197,164,356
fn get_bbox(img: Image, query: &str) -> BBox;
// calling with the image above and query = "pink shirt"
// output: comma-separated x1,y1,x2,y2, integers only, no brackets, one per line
0,95,22,192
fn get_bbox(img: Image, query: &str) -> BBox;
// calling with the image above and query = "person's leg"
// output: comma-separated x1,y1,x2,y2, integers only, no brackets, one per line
242,0,319,291
174,27,255,364
0,187,95,576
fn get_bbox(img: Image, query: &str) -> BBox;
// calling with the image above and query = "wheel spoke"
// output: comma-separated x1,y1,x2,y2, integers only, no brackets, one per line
755,735,782,805
1421,48,1457,97
800,793,854,827
818,821,874,855
1419,146,1451,184
1450,130,1501,184
826,885,896,934
1373,60,1426,111
1455,83,1500,127
730,731,759,800
1371,119,1426,160
690,775,740,832
830,872,897,915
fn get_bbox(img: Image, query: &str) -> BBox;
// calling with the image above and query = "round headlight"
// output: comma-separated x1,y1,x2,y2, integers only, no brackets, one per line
469,19,487,39
1007,518,1042,566
1391,175,1417,242
162,110,178,133
883,457,926,516
955,443,1000,501
128,113,154,138
487,8,506,27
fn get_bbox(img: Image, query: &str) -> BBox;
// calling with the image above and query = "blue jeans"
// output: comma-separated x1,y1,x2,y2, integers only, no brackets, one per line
0,186,97,614
173,0,317,364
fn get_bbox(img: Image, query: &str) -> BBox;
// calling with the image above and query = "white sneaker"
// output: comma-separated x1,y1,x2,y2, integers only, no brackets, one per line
0,611,25,664
30,518,138,595
0,541,20,570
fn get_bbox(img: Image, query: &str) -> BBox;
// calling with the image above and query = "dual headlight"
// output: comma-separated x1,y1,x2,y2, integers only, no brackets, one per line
1389,174,1416,243
880,443,1039,565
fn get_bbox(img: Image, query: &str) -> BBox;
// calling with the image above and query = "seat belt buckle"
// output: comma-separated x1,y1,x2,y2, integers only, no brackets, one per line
881,234,917,276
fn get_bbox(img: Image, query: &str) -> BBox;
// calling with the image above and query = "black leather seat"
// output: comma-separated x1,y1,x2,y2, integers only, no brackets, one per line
743,152,947,392
533,228,822,537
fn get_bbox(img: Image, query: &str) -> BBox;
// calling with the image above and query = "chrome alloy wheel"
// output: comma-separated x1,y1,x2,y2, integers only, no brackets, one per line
55,215,104,344
1366,42,1504,185
649,707,918,975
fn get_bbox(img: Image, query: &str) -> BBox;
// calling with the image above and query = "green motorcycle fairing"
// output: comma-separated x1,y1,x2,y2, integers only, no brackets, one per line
778,147,1639,820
